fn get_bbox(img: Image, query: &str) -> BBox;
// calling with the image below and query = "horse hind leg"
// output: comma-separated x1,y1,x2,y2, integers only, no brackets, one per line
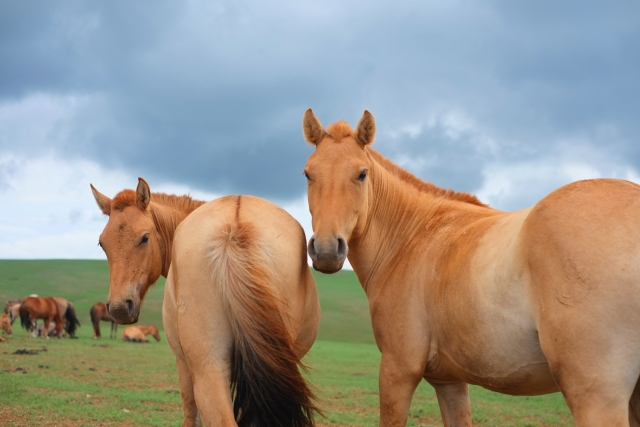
539,323,640,426
176,358,202,427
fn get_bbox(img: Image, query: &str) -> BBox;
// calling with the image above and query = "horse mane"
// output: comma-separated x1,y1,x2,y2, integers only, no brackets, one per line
112,190,205,213
323,120,486,207
367,149,487,207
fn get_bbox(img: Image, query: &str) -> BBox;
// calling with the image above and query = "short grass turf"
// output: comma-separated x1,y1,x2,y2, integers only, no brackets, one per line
0,260,573,426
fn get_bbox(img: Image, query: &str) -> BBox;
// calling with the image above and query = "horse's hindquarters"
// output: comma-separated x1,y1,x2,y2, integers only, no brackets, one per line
168,195,319,426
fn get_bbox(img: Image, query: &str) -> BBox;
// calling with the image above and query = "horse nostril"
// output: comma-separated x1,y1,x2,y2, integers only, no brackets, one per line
126,299,134,317
336,236,348,258
307,237,318,261
105,302,111,315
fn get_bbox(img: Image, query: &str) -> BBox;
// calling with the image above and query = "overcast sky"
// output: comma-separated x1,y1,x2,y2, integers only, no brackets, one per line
1,0,639,259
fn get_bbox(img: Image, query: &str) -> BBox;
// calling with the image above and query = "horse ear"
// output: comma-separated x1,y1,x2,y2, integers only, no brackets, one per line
136,177,151,211
355,110,376,146
90,184,112,216
303,108,326,145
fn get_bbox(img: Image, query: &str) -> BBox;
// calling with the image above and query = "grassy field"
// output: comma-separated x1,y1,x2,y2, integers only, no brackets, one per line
0,260,573,426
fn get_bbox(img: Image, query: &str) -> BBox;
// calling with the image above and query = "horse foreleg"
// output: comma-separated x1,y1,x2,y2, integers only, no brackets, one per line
378,352,424,427
427,380,472,427
177,358,201,427
43,318,51,339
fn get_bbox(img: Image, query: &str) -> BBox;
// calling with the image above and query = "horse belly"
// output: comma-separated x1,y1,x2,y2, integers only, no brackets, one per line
461,351,558,396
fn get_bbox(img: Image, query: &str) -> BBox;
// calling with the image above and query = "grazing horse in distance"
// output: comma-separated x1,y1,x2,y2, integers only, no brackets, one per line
4,301,21,325
19,297,63,338
0,313,12,341
90,302,117,339
122,325,161,342
91,178,320,427
52,297,81,338
302,109,640,427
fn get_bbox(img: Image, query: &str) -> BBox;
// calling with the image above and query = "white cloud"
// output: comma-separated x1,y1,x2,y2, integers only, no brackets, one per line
0,153,355,270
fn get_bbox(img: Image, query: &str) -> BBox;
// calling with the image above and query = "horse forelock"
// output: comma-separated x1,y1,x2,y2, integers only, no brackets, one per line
112,190,137,211
326,120,354,142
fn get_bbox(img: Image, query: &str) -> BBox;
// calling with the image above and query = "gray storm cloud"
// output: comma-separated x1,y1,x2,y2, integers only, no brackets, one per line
1,0,639,209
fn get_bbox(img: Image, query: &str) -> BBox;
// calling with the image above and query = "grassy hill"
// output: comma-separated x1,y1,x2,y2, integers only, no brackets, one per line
0,260,572,426
0,260,373,343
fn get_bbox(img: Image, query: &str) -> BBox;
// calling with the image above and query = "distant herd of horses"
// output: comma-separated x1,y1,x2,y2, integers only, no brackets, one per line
4,109,640,426
1,298,160,343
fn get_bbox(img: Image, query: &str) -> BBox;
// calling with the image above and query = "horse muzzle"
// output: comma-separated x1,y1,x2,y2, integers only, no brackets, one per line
307,235,348,274
106,298,140,325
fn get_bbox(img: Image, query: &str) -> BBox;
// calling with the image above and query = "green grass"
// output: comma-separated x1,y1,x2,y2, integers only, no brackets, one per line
0,260,573,426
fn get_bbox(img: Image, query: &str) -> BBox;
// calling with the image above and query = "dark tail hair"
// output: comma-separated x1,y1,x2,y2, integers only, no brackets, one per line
90,305,101,338
19,304,32,331
209,221,317,427
64,303,81,337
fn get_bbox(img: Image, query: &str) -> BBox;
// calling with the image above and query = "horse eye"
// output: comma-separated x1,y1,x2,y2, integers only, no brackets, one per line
140,234,149,245
358,170,368,181
303,171,310,181
97,241,104,250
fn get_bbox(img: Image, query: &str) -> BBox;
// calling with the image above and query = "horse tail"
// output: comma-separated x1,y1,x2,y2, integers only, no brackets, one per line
64,303,81,337
90,305,101,338
18,304,31,331
208,221,317,427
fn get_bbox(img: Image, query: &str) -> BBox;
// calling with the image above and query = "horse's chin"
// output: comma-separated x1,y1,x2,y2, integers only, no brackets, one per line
312,260,344,274
115,314,139,325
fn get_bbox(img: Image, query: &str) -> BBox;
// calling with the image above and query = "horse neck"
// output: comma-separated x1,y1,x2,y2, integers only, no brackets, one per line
349,153,497,293
149,195,206,277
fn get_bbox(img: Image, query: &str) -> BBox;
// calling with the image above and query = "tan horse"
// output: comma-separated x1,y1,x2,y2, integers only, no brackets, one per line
52,297,81,338
302,109,640,427
19,296,63,338
165,194,320,426
122,325,161,342
92,179,320,426
4,301,21,325
92,178,205,424
0,313,12,342
90,302,118,339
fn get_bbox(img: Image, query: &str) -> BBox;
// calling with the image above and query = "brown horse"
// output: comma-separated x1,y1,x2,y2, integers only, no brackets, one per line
19,296,63,338
0,313,12,341
122,325,161,342
302,109,640,427
91,179,320,427
90,302,117,339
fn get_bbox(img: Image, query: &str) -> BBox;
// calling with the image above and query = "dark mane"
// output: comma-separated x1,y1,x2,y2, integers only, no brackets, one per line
367,149,488,207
